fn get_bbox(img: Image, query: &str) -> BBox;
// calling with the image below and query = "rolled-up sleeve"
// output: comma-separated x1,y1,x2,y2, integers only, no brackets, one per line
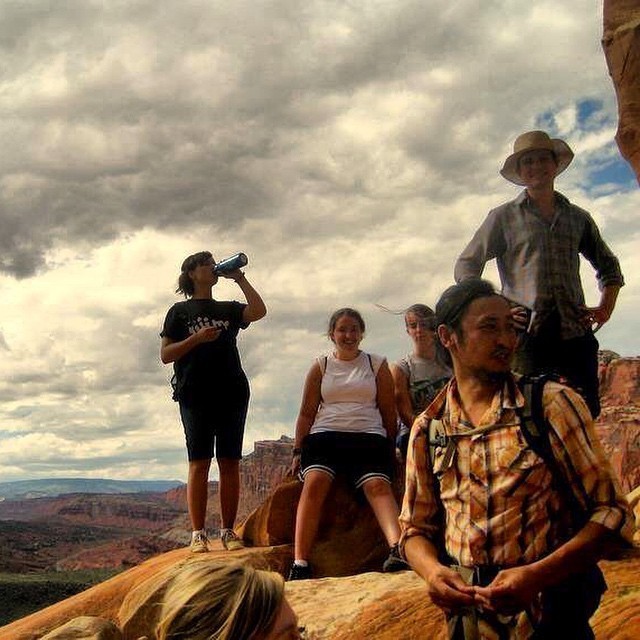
579,210,624,290
399,414,442,554
544,383,633,541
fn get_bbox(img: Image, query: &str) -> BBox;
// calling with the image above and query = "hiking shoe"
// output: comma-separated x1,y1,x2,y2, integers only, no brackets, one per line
221,528,245,551
382,544,409,573
288,563,312,581
190,531,209,554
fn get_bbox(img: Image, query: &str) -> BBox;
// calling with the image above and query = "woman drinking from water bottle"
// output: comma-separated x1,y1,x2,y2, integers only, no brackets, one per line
160,251,266,553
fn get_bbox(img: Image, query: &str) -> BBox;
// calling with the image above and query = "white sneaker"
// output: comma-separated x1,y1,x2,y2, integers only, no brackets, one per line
221,528,245,551
190,531,209,553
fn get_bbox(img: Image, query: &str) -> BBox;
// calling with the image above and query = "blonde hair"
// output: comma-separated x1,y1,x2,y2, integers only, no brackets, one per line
155,561,285,640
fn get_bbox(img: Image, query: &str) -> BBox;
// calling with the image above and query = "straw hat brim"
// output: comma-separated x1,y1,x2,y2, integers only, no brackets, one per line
500,138,574,186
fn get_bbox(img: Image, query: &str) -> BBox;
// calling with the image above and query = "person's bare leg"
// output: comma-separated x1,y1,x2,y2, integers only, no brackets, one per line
362,477,402,545
187,458,212,531
218,457,240,529
293,470,333,560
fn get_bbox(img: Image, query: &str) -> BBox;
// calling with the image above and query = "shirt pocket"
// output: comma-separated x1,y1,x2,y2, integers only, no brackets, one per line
500,444,546,498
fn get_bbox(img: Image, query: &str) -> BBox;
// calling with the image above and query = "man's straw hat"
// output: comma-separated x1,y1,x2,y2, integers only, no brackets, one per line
500,130,574,185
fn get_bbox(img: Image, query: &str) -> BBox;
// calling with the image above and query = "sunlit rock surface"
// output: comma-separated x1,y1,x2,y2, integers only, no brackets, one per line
603,0,640,182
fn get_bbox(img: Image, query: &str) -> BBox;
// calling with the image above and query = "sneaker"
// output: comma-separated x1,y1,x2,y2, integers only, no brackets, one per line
190,531,209,554
288,563,312,581
221,528,245,551
382,544,409,573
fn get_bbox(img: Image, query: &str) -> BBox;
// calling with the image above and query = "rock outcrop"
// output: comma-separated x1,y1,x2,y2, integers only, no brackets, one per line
160,435,294,527
596,356,640,493
2,543,640,640
238,478,390,578
603,0,640,182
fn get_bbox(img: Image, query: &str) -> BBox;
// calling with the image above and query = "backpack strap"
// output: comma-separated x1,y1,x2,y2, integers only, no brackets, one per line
516,374,586,530
427,418,448,469
516,374,607,611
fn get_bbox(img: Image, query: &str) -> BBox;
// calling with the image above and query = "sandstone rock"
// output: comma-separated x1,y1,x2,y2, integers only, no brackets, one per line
595,357,640,494
39,617,122,640
628,485,640,546
6,551,640,640
599,356,640,407
238,476,394,578
591,556,640,639
286,570,447,640
603,0,640,182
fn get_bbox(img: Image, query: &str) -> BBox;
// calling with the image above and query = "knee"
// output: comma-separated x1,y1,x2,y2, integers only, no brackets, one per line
301,473,332,501
189,459,211,480
363,478,391,498
217,458,240,475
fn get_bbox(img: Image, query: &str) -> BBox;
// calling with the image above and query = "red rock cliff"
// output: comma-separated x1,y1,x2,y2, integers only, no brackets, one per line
603,0,640,182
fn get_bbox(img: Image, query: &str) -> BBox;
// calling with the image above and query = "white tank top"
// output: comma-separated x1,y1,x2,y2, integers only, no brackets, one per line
310,351,386,437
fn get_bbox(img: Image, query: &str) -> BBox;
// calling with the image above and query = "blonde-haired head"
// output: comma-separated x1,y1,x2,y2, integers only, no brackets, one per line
155,560,285,640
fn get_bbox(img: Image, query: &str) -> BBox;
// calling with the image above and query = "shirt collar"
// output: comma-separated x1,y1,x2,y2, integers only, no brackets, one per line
516,189,570,210
427,373,526,423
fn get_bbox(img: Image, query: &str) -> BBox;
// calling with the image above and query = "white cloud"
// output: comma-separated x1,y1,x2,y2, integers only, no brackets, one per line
0,0,637,482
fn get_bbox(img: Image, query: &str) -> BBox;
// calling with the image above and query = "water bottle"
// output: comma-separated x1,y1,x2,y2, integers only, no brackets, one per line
213,252,248,275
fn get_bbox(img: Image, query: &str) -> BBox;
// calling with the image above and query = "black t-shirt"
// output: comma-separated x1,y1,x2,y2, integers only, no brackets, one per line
161,298,248,401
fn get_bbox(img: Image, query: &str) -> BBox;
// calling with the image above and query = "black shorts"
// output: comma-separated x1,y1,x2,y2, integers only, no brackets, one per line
300,431,393,488
178,386,249,461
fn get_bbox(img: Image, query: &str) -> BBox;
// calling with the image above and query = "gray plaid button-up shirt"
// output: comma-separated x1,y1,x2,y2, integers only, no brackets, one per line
454,190,624,339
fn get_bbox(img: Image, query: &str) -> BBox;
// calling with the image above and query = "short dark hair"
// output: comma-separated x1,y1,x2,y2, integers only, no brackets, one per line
327,308,365,337
434,278,499,366
176,251,213,297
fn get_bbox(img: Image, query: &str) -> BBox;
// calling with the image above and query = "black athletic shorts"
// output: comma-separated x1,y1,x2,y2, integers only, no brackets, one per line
300,431,393,488
178,384,249,461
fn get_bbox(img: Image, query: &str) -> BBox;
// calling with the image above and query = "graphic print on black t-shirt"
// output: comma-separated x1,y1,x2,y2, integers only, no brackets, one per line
187,315,232,335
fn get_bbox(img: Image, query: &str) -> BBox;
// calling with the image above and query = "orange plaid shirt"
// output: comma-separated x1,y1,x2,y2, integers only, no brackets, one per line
399,374,632,568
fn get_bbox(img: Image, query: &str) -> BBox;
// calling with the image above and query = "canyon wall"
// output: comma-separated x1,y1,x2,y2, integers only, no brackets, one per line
603,0,640,182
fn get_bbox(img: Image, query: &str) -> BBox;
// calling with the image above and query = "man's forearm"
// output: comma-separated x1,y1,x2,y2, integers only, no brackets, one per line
599,285,620,316
403,535,443,581
524,521,610,592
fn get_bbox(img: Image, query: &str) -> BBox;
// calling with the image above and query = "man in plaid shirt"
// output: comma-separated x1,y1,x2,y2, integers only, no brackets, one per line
454,131,623,418
399,278,632,639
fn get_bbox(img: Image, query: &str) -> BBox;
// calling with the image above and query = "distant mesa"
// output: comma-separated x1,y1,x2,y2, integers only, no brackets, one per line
0,479,185,502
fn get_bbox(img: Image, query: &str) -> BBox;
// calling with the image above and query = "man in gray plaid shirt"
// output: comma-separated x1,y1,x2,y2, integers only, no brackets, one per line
454,130,623,417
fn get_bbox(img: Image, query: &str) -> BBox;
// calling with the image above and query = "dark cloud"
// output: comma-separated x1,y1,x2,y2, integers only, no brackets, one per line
1,0,607,276
1,0,637,482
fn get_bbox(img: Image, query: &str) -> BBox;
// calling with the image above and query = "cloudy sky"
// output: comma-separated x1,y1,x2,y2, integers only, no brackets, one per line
1,0,638,484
